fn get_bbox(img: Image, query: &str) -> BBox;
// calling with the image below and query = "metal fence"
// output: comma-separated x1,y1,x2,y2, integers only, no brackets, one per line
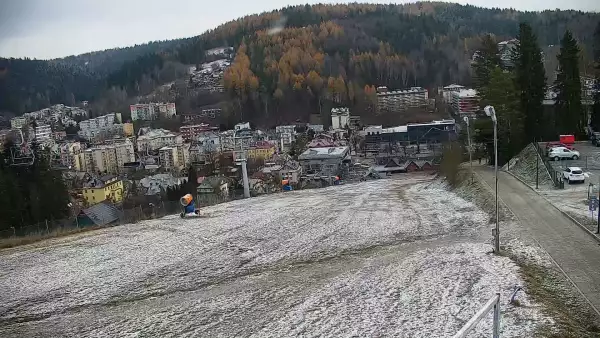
533,142,561,188
452,293,501,338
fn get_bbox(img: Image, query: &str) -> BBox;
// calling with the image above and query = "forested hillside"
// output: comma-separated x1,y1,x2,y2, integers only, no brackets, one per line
1,2,598,126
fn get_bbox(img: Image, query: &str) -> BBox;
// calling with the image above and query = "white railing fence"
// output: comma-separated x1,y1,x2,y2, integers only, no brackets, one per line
452,293,501,338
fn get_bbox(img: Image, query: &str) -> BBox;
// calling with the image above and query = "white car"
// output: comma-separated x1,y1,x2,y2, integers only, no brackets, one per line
563,167,585,184
548,147,580,161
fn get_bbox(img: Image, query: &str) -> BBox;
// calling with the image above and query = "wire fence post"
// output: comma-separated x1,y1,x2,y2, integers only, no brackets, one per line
493,296,501,338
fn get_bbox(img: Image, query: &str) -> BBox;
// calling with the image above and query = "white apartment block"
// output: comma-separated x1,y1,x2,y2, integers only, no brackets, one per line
79,139,135,174
234,122,251,131
377,87,429,112
136,129,183,152
159,144,190,171
441,84,465,103
275,125,296,147
130,103,176,121
275,125,296,134
78,113,123,140
10,117,28,129
331,108,350,130
34,124,52,143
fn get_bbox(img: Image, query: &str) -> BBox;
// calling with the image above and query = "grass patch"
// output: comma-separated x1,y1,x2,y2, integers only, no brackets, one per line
508,253,600,337
0,225,106,250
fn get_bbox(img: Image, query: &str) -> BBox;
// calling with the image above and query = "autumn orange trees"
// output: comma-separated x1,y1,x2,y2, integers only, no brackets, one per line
221,20,419,125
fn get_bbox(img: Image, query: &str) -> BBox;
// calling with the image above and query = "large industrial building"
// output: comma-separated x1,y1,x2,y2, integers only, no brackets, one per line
364,119,457,157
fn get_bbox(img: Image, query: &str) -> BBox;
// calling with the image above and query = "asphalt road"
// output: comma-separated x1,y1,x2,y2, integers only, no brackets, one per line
476,166,600,315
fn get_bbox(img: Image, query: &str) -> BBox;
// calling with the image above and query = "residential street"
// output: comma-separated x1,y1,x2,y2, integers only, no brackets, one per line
476,166,600,315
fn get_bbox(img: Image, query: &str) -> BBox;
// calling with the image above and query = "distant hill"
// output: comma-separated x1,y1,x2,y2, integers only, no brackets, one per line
1,2,598,126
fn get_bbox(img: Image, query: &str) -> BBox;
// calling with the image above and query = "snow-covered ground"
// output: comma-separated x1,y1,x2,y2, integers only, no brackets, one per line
0,176,550,337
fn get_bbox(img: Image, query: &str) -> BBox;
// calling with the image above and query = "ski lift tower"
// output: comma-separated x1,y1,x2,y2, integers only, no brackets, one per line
233,129,252,198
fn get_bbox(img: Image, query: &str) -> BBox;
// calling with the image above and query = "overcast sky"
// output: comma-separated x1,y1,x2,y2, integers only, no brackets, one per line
0,0,598,60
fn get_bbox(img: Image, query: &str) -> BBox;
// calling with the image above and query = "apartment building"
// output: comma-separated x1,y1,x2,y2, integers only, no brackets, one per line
130,102,176,121
123,123,134,137
307,124,324,132
441,84,465,103
159,144,190,171
34,124,52,143
450,89,480,116
275,125,296,149
377,87,429,113
82,176,124,206
78,113,123,140
180,124,217,141
10,117,27,129
331,108,350,130
235,122,251,131
197,132,221,153
80,139,135,174
53,131,67,141
220,130,236,151
136,129,182,152
497,39,518,69
56,141,84,170
248,141,276,160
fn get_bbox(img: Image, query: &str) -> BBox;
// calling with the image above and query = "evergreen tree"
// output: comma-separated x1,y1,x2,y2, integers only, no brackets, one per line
592,22,600,132
473,34,501,91
0,146,70,231
555,30,583,136
513,23,546,142
480,67,524,165
186,166,198,195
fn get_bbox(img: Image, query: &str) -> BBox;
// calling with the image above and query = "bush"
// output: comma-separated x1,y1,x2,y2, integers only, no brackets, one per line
440,141,464,186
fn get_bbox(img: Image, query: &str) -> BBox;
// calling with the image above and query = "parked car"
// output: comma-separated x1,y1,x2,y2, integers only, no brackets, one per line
563,166,585,184
545,141,575,153
591,132,600,146
548,147,580,161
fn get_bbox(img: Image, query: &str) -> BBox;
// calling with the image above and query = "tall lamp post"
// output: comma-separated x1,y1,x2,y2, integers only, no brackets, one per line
485,105,499,254
463,116,473,183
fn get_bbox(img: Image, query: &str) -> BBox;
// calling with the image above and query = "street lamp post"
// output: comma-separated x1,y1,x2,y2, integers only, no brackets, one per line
485,105,499,254
463,116,473,183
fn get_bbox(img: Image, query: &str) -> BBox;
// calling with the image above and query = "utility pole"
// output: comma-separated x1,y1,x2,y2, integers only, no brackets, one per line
463,116,473,183
485,105,500,254
597,173,600,234
536,142,539,190
241,158,250,198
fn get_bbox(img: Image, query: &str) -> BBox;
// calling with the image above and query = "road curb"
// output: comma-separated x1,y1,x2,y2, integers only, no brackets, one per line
504,170,600,244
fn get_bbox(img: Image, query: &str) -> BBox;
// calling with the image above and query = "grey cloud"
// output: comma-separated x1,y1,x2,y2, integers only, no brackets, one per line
0,0,598,59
